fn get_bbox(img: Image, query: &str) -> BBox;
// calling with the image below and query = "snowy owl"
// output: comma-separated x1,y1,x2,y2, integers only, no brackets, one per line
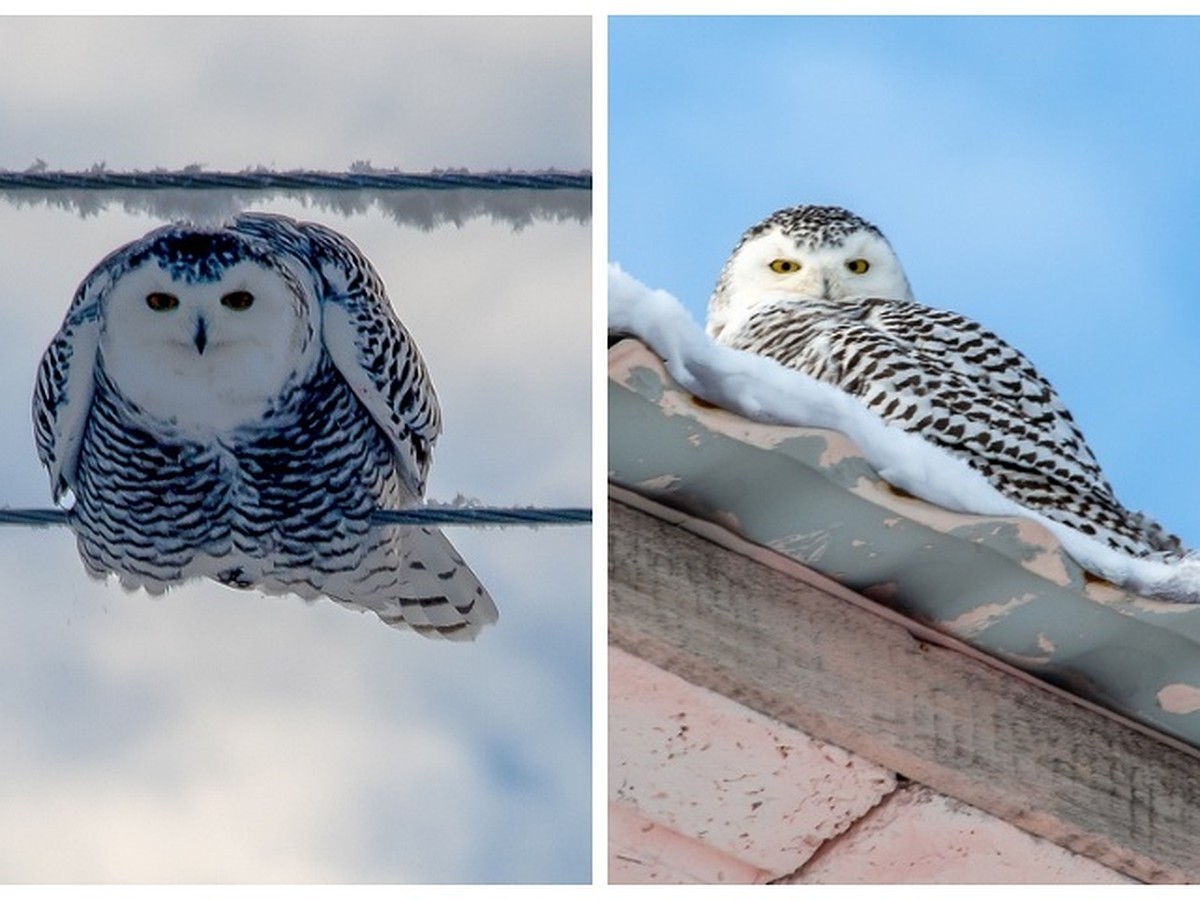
32,212,497,640
707,204,1185,560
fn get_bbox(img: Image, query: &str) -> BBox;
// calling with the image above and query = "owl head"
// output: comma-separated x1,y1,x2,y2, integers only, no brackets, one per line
97,221,322,432
707,205,914,341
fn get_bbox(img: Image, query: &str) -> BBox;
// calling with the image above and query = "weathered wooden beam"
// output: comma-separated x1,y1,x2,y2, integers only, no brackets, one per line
609,496,1200,884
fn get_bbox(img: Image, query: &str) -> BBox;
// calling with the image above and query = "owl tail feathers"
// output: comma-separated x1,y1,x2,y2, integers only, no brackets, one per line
67,516,498,639
315,525,498,641
1127,508,1187,557
1048,517,1200,604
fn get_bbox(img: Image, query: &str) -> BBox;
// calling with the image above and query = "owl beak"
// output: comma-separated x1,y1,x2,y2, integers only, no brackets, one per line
193,316,208,355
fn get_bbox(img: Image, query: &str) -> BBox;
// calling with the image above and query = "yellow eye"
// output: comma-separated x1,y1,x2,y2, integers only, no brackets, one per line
221,290,255,311
846,258,870,274
769,259,801,274
145,292,179,311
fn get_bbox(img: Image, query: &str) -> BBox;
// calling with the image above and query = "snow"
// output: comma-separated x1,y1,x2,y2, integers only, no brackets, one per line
609,262,1200,605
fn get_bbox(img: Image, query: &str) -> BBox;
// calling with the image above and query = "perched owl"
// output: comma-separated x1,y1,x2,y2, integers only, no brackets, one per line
32,212,497,640
707,204,1185,560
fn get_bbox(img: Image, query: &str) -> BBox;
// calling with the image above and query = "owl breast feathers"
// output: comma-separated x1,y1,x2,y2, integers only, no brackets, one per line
32,211,496,640
707,204,1185,561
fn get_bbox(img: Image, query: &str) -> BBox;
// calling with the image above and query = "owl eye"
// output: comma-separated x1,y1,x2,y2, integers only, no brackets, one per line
145,292,179,312
846,258,871,274
220,291,255,311
769,259,801,274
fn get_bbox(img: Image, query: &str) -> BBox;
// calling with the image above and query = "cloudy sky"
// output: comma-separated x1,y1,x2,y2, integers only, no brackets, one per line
0,17,590,883
610,15,1200,554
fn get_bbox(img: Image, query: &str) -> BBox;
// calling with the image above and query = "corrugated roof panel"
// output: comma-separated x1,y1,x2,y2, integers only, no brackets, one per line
610,338,1200,749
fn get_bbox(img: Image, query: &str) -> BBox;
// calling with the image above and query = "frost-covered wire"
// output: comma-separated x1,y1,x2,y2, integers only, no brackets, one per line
0,506,591,529
0,508,68,527
374,507,591,526
0,165,592,229
0,168,591,192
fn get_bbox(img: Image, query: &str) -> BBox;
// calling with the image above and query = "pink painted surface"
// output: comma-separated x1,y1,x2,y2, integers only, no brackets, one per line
610,646,1132,884
609,801,769,884
789,784,1134,884
609,646,896,882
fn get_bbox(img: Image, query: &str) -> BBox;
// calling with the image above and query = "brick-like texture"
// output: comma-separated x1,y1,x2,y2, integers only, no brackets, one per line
787,784,1135,884
610,647,897,882
611,646,1133,884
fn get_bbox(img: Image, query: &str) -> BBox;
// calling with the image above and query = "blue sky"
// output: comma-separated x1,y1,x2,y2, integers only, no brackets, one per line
610,15,1200,550
0,16,589,883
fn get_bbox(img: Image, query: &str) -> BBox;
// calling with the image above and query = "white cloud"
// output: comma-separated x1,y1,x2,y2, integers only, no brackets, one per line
0,17,590,172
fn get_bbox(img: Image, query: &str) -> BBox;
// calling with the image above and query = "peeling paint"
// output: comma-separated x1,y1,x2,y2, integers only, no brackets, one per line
1157,683,1200,715
622,363,668,403
769,531,833,566
638,474,682,492
939,594,1038,638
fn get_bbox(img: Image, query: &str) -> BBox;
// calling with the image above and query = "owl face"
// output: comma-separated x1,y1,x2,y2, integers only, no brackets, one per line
707,212,914,341
99,256,319,432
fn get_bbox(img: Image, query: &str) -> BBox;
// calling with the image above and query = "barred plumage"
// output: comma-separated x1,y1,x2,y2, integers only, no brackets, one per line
708,204,1185,559
33,211,496,639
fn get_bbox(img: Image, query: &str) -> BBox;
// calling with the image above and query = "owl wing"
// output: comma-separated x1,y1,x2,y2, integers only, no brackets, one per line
246,215,443,499
864,300,1111,488
31,264,118,501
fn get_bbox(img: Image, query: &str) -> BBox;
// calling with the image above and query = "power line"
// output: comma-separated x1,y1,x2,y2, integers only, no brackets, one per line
0,506,590,529
0,168,591,192
0,508,68,527
373,507,591,526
